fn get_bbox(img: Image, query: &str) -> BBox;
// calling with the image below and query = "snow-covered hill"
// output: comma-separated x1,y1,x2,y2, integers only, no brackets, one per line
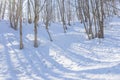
0,17,120,80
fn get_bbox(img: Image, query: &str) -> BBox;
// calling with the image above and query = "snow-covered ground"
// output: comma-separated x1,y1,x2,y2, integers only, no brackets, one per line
0,17,120,80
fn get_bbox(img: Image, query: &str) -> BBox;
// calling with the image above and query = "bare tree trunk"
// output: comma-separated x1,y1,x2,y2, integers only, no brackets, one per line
58,0,67,33
44,0,53,41
34,0,40,47
0,1,3,19
19,0,24,49
34,16,38,47
99,0,104,38
2,0,6,19
66,0,71,26
8,0,19,30
28,0,32,24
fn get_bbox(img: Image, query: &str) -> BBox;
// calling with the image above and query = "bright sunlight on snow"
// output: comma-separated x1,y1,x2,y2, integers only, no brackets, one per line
0,0,120,80
0,16,120,80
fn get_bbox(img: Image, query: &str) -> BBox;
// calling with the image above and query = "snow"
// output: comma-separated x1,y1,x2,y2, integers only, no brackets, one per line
0,17,120,80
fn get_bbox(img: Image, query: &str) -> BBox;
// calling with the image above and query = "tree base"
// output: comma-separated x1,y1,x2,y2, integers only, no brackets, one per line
34,43,38,48
20,44,24,49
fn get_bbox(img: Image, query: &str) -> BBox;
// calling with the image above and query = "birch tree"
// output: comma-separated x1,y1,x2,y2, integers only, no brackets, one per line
34,0,40,47
19,0,24,49
43,0,53,41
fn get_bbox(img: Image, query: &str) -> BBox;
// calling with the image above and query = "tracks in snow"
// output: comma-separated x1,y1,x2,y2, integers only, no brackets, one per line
0,23,120,80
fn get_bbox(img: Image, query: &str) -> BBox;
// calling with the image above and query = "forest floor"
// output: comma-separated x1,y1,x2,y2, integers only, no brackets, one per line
0,16,120,80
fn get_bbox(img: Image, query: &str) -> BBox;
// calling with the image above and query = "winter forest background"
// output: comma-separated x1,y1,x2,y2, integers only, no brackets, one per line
0,0,120,80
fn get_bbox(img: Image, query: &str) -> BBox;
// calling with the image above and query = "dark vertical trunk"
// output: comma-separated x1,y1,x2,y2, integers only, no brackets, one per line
19,0,23,49
34,15,38,47
20,18,24,49
34,0,39,47
100,0,104,38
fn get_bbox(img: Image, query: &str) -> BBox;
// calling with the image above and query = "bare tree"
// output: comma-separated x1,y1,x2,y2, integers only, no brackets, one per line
33,0,40,47
66,0,72,26
43,0,53,41
19,0,24,49
8,0,19,30
57,0,67,33
27,0,33,24
0,1,3,19
1,0,7,19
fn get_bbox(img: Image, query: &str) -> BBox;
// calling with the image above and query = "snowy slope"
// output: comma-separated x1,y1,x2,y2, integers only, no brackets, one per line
0,17,120,80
